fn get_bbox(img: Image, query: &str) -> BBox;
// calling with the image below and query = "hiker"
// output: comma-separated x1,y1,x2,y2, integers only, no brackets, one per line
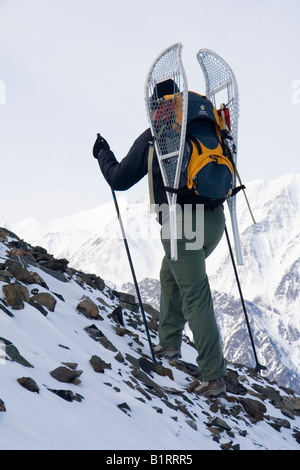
92,80,227,397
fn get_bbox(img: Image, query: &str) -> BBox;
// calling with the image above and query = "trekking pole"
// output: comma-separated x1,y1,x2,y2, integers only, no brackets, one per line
111,189,157,363
234,167,256,225
224,225,267,374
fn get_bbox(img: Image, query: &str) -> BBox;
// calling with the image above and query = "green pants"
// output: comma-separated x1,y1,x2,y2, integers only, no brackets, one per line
159,206,227,382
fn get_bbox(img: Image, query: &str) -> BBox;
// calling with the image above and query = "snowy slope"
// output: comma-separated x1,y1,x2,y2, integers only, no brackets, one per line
5,175,300,393
0,228,299,451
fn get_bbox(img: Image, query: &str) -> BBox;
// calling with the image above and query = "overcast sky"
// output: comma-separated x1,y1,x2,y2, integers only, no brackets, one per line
1,0,300,224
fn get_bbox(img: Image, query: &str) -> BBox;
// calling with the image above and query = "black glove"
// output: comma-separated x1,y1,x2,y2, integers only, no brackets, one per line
93,133,110,158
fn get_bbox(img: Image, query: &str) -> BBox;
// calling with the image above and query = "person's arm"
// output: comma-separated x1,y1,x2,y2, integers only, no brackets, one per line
93,129,152,190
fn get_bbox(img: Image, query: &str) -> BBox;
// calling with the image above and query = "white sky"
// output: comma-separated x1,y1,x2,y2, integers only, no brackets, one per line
0,0,300,223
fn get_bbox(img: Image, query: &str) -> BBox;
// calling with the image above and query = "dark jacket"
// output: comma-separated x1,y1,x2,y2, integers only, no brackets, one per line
98,128,201,222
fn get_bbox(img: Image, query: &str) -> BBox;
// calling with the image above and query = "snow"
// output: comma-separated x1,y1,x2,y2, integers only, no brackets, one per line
0,242,299,451
0,265,218,450
1,174,300,450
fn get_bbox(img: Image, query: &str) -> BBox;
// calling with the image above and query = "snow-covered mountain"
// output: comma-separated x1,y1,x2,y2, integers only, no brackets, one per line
5,174,300,394
0,227,299,450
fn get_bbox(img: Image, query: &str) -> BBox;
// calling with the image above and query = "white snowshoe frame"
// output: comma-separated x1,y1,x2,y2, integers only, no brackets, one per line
145,45,242,264
145,43,188,260
197,49,243,265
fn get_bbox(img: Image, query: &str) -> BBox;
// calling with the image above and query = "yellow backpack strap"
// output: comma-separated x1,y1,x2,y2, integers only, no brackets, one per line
147,140,155,213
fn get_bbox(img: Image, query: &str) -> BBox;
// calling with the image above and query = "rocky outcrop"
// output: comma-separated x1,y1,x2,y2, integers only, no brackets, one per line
0,227,106,316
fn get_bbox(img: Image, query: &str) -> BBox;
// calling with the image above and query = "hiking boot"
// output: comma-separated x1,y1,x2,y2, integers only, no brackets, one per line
153,344,182,359
194,377,226,398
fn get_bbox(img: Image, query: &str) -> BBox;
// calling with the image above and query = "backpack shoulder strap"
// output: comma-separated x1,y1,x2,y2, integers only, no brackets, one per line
147,140,155,213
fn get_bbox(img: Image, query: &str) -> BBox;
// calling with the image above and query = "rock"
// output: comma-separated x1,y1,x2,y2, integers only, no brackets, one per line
50,366,83,384
2,283,30,309
17,377,39,393
225,369,248,395
131,368,167,399
153,406,163,414
168,359,201,379
28,299,48,316
31,246,48,261
0,337,33,367
239,398,267,422
7,247,36,263
90,355,112,373
114,352,125,363
268,416,291,430
126,354,174,381
84,324,118,352
153,363,174,381
39,258,69,272
5,265,36,284
142,303,160,321
52,292,65,302
0,399,6,412
38,264,68,282
31,292,57,312
138,357,155,374
7,239,28,250
110,306,124,326
0,269,13,282
176,401,195,420
209,416,232,431
30,271,49,289
220,441,233,450
84,323,105,341
0,300,14,317
147,317,159,331
113,290,136,304
114,326,132,337
77,296,100,319
75,273,105,291
251,383,281,405
279,396,300,417
48,388,84,402
135,386,152,401
280,407,295,420
207,426,221,441
293,430,300,444
186,379,201,393
98,335,118,352
125,353,141,369
117,402,131,415
186,419,197,431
